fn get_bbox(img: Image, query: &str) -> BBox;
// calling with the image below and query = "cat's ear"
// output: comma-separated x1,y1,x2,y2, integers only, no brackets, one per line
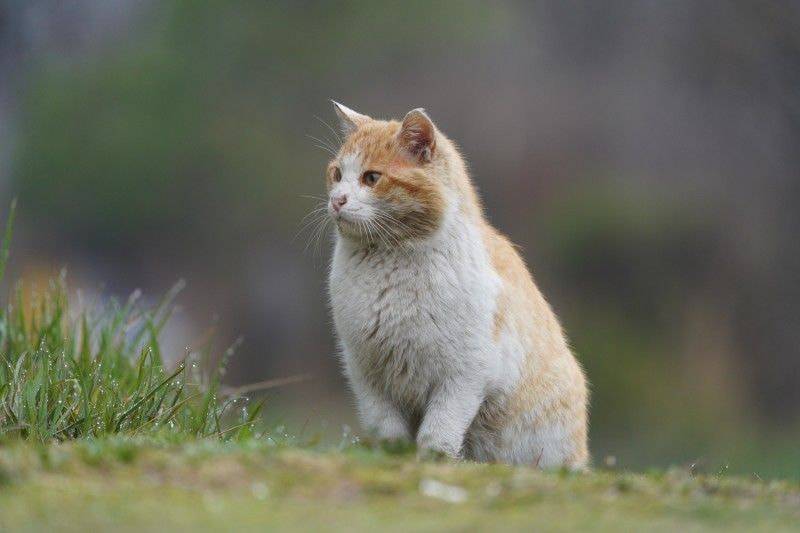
332,100,369,135
399,108,436,163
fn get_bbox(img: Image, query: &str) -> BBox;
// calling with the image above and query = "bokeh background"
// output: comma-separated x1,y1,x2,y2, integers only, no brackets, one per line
2,1,799,478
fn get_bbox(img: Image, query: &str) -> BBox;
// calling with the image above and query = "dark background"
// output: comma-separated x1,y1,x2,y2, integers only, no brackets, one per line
2,1,799,478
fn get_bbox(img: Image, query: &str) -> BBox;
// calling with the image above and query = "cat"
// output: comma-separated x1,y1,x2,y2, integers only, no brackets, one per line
325,102,588,468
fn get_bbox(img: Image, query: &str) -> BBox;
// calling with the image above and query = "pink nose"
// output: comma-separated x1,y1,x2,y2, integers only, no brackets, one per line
332,194,347,212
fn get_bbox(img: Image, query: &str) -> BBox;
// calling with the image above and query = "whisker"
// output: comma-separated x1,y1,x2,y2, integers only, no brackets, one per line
295,201,329,240
306,134,337,155
376,211,414,231
370,218,393,249
314,115,342,146
305,216,330,255
368,215,389,244
374,212,410,243
312,218,332,259
357,219,366,243
366,220,379,247
310,143,336,156
296,204,328,227
306,133,334,148
296,210,328,233
299,194,328,202
294,213,329,244
298,203,328,222
373,213,414,256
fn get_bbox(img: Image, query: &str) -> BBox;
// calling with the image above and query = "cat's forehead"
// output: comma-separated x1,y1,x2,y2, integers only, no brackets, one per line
338,120,402,168
338,152,361,177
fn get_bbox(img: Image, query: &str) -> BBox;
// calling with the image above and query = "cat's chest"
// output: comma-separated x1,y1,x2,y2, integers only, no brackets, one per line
331,246,454,346
329,239,498,384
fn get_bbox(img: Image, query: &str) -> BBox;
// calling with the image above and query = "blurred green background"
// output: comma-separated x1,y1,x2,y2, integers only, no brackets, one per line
2,1,799,478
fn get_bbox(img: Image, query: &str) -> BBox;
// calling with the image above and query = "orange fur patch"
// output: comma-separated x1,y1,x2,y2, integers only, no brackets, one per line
484,224,588,464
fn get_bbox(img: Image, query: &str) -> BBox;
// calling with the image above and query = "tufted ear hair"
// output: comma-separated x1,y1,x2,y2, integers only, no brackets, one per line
399,108,436,163
331,100,370,135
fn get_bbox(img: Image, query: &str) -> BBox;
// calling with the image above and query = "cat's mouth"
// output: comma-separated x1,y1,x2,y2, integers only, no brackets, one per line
331,207,362,224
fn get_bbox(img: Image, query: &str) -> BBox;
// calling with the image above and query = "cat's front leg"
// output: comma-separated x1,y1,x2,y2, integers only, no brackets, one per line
348,369,410,442
416,377,485,459
359,391,410,443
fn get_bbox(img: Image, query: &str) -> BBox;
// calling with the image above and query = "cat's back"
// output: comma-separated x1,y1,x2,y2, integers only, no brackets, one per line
480,222,567,348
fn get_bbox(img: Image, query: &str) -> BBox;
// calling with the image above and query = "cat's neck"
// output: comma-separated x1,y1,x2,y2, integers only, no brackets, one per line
335,200,481,258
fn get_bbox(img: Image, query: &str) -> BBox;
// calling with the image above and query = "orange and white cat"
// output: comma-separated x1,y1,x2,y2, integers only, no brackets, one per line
325,102,588,468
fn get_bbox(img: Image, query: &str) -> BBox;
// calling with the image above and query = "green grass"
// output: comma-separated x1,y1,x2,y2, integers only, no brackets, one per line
0,203,259,443
0,437,798,532
0,203,798,532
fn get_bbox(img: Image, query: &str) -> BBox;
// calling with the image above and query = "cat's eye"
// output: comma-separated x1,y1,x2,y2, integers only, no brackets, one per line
332,167,342,182
362,171,381,187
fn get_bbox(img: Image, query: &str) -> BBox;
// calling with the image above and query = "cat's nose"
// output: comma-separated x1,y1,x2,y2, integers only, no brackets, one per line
332,194,348,212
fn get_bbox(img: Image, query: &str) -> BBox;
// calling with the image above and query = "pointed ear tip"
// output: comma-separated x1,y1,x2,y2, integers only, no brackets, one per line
405,108,432,122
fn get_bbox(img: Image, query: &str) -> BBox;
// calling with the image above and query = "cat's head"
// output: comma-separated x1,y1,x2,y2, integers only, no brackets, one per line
325,102,450,245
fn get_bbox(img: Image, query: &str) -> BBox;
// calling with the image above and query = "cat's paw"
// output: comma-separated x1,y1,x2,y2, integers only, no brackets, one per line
360,433,414,455
415,435,461,462
416,446,453,463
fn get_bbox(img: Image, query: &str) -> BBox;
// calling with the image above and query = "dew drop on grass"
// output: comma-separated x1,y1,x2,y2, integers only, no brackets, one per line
338,425,353,449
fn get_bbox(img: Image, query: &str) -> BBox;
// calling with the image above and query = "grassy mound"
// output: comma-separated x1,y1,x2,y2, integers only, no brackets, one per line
0,438,798,532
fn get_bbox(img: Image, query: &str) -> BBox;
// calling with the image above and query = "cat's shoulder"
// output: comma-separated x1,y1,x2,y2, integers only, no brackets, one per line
479,222,530,282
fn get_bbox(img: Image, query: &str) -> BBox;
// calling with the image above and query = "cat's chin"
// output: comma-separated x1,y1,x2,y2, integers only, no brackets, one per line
334,217,367,241
335,218,391,247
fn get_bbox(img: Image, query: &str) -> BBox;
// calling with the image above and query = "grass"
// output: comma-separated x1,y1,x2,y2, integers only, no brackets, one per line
0,437,798,532
0,203,259,443
0,275,256,441
0,203,798,531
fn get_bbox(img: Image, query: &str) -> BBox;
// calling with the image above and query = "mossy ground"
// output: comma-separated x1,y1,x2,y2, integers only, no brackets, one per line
0,438,798,532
